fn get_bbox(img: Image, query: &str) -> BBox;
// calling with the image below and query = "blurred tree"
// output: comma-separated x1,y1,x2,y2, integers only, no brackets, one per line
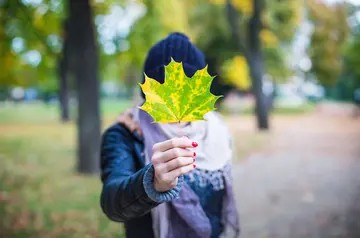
66,0,101,174
0,0,67,118
341,4,360,100
0,0,118,121
58,19,70,122
193,0,301,129
246,0,269,129
307,0,348,88
204,0,298,84
0,0,126,173
0,0,61,88
344,35,360,88
223,0,302,129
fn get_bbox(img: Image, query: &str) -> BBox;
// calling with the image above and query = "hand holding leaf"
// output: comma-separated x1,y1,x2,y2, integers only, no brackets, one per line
140,59,222,192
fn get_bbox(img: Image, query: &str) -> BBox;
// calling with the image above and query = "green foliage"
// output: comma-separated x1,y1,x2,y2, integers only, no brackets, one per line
343,31,360,89
338,4,360,100
308,0,349,87
344,35,360,82
121,0,194,74
0,0,303,95
140,59,221,122
0,0,131,91
190,1,233,60
261,0,301,82
0,0,64,89
264,0,302,42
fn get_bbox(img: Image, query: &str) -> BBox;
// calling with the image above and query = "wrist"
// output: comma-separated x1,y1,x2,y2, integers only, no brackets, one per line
154,176,178,192
143,165,183,203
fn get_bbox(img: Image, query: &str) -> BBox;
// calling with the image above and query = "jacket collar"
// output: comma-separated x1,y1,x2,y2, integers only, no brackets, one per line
132,131,144,143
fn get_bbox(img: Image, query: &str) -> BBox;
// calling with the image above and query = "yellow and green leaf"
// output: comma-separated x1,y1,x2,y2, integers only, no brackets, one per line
139,59,222,123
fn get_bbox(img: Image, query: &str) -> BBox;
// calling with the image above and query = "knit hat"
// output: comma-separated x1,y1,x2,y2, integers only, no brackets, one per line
143,32,206,85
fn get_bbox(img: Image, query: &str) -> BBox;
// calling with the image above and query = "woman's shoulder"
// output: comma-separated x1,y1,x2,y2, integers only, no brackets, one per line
103,123,131,137
205,111,227,126
205,111,224,122
205,111,232,140
102,123,137,145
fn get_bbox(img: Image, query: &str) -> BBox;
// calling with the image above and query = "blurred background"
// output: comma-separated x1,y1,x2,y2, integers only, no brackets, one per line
0,0,360,237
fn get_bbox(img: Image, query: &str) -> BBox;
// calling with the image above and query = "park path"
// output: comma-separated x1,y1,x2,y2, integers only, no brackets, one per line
231,104,360,238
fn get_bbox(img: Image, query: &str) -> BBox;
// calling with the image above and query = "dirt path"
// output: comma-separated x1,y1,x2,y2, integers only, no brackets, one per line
232,106,360,238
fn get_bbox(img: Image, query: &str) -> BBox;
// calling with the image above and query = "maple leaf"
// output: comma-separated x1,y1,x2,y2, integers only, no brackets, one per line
139,59,222,123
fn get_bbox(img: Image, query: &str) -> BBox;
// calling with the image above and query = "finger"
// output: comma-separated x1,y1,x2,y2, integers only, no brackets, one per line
159,148,195,163
153,137,197,152
164,156,194,172
154,156,194,174
166,163,195,181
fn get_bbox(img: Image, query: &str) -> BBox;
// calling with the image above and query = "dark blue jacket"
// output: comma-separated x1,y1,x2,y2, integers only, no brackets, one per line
100,124,157,237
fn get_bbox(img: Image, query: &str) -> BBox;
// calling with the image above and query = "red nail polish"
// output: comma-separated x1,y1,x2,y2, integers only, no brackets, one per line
193,158,195,162
193,152,196,156
193,164,196,168
192,142,198,147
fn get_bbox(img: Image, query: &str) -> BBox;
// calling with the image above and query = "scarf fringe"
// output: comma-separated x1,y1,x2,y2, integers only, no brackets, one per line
185,164,232,191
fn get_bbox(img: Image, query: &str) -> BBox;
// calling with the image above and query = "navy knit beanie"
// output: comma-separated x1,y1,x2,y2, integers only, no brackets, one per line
143,32,206,85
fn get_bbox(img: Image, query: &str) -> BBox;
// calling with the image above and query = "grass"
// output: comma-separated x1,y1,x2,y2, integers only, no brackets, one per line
0,99,132,238
0,99,131,124
0,99,314,237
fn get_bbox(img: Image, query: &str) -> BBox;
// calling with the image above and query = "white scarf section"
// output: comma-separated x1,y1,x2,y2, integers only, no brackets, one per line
158,111,232,171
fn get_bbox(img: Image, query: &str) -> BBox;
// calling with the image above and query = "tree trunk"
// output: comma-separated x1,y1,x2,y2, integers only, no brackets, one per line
226,0,269,130
248,0,269,130
58,53,70,122
248,52,269,129
67,0,101,174
58,20,70,122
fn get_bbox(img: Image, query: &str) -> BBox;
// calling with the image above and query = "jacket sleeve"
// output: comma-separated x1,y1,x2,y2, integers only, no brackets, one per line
100,124,158,222
100,124,182,222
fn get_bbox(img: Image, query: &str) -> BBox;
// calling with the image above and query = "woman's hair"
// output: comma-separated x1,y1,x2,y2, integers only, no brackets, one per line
141,33,206,97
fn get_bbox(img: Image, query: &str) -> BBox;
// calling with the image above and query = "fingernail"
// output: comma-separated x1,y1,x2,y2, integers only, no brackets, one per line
193,158,195,162
193,164,196,168
193,152,196,157
192,142,198,147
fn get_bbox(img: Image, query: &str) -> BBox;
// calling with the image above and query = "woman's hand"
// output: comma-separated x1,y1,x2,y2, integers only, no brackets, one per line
151,137,197,192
